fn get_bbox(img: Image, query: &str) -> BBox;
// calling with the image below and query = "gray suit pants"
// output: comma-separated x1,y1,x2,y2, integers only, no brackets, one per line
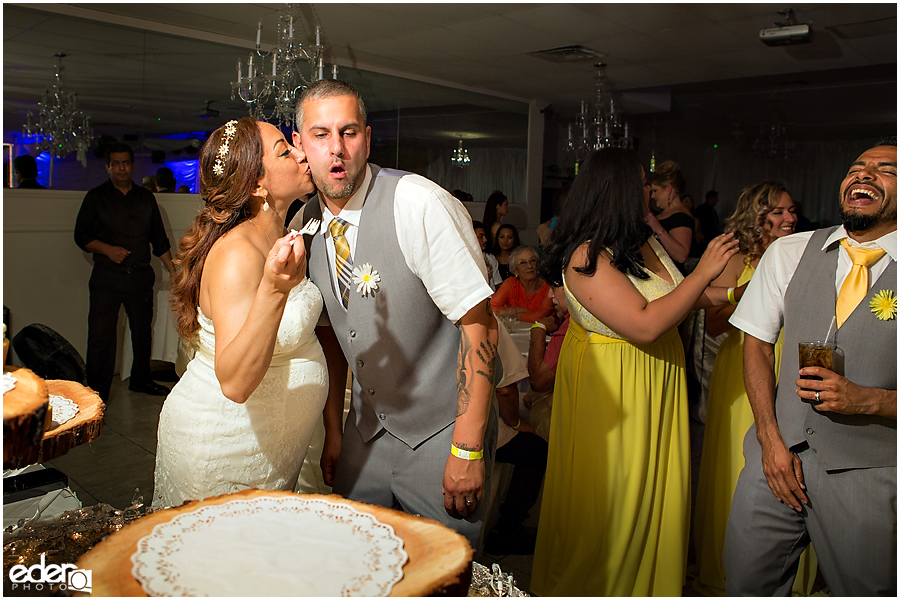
724,424,897,596
333,403,498,551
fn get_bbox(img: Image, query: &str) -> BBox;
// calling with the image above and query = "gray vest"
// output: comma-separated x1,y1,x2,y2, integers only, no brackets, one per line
777,227,896,470
297,165,461,449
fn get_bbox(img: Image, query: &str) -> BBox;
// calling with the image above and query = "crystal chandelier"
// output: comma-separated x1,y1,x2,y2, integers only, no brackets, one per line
22,53,93,168
566,63,631,162
752,120,791,160
451,140,470,168
231,4,337,128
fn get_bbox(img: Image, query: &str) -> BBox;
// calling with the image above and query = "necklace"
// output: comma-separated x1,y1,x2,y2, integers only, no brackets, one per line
248,218,273,246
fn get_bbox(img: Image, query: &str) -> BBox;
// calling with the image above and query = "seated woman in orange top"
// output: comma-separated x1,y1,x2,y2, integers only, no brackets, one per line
491,246,555,323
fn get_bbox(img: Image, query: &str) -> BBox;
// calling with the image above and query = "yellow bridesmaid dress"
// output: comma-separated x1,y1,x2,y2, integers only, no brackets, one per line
691,262,819,596
532,238,691,597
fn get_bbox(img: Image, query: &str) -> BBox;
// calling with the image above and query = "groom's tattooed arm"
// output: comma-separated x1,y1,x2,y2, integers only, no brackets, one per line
443,298,498,517
456,323,498,418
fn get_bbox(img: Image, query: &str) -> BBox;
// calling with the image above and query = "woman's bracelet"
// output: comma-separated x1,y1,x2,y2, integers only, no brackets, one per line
450,444,484,461
727,287,738,305
530,322,547,331
512,418,521,430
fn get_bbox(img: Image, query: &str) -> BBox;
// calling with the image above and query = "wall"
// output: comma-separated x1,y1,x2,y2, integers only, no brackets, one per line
6,149,199,193
3,189,203,366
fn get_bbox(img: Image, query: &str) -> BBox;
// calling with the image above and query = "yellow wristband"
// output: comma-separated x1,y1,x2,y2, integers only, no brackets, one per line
512,418,521,430
450,445,484,460
727,287,738,305
531,322,547,331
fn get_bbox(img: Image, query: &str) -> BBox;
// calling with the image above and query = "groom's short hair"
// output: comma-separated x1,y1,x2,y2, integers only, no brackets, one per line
295,79,367,131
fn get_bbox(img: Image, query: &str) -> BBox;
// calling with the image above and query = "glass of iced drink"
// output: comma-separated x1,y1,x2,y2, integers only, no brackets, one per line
798,341,835,404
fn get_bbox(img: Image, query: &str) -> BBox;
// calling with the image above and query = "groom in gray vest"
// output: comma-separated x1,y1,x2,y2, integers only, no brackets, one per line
290,80,499,547
724,140,897,596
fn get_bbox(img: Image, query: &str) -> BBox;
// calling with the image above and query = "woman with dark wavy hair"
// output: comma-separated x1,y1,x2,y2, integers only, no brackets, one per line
531,148,741,596
692,182,818,595
154,117,327,507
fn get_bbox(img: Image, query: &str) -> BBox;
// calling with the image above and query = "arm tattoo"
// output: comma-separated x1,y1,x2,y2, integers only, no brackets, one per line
456,331,471,417
456,325,497,417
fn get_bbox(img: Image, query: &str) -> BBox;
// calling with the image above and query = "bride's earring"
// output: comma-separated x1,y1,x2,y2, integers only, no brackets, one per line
262,192,269,212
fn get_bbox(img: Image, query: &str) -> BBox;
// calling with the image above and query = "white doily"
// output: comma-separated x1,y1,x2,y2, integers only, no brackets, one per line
131,496,408,596
2,372,16,395
48,394,79,429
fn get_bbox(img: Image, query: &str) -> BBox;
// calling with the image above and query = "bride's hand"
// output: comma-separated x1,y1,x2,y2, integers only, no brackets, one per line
263,233,307,294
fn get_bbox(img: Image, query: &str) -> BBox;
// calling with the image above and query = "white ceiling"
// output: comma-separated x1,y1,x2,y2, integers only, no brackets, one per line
3,3,897,148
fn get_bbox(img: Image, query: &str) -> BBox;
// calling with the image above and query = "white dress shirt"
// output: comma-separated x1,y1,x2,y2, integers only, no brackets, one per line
731,226,898,344
316,165,492,323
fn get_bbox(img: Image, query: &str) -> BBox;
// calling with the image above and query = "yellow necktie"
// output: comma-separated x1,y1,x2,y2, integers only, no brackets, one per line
328,218,353,308
836,239,885,327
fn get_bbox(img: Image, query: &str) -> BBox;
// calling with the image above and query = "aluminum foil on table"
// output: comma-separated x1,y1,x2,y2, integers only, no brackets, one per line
469,561,529,596
3,491,152,595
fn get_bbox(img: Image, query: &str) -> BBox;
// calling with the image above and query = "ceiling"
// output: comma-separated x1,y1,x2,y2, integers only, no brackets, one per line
3,3,897,152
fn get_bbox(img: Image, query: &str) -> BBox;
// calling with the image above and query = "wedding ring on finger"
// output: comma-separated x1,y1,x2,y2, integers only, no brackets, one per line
465,499,476,506
815,391,820,402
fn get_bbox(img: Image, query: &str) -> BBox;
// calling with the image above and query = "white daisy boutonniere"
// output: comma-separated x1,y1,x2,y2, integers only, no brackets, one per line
352,264,381,298
870,289,897,321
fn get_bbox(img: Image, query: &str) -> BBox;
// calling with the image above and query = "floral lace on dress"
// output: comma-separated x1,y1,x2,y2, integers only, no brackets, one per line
564,237,684,339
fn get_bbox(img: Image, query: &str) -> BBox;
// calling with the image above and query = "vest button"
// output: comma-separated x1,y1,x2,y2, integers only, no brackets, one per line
379,413,386,420
349,330,356,338
806,428,814,435
357,360,364,368
369,389,375,395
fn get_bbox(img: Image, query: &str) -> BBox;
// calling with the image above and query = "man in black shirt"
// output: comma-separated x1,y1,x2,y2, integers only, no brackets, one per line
74,143,174,401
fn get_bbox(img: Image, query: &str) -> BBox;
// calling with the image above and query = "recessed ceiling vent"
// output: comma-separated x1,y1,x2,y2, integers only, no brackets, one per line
529,45,606,63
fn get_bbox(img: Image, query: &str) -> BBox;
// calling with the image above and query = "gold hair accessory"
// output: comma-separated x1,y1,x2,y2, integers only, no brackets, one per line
212,120,238,176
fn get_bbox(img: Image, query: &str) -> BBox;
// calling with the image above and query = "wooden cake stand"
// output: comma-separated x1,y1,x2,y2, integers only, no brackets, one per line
77,489,474,597
39,379,104,464
3,369,104,469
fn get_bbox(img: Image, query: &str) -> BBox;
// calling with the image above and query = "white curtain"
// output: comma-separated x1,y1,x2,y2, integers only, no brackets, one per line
697,140,873,227
425,147,527,204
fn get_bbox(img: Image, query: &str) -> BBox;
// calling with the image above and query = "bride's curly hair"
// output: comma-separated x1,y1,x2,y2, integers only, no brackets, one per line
724,182,791,264
170,118,264,338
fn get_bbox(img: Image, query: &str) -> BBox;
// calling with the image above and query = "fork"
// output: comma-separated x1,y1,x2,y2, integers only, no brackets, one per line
296,218,321,236
287,218,320,238
285,218,321,246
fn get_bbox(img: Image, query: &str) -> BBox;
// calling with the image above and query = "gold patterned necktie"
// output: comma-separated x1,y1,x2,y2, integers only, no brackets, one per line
329,217,353,309
836,238,886,328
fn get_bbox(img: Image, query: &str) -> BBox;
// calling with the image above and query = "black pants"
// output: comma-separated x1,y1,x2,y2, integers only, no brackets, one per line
86,267,155,401
494,431,548,528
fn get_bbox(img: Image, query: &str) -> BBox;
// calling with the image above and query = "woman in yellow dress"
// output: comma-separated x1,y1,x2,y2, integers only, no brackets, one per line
531,149,741,596
692,183,819,595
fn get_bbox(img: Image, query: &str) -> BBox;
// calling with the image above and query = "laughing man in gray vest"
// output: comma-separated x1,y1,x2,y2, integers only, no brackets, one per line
724,140,897,596
290,80,499,547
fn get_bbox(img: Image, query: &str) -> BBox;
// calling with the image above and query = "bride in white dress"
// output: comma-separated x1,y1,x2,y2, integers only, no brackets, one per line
153,118,327,507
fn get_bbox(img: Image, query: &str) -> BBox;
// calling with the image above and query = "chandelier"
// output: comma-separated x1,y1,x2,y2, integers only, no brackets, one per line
22,53,93,168
566,63,631,162
451,140,471,168
231,4,337,128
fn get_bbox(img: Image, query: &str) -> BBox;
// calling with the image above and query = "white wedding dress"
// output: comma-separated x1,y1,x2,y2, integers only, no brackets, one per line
153,278,328,508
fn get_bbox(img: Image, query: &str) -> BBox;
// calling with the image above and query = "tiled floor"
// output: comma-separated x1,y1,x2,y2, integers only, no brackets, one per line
35,369,711,597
